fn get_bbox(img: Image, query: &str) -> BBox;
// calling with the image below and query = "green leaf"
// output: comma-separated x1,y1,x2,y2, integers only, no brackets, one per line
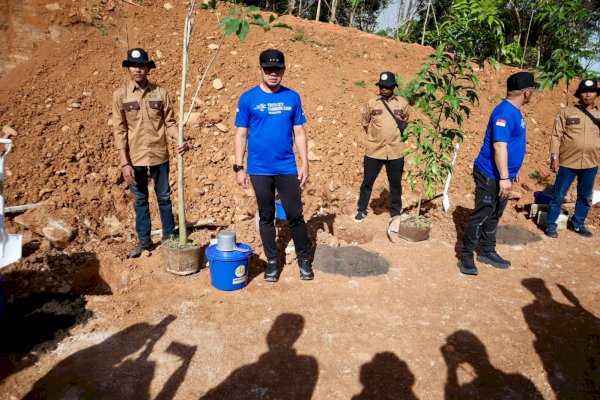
236,20,250,41
246,5,261,12
269,14,276,23
224,19,241,36
230,9,243,15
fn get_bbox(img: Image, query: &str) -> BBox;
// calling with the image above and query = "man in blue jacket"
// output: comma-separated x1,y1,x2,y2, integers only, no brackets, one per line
459,72,538,275
233,49,313,282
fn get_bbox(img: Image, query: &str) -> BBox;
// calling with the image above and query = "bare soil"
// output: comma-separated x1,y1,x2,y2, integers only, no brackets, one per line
0,1,599,399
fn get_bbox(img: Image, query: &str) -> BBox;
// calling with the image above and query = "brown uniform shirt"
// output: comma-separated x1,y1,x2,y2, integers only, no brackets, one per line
361,95,410,160
112,80,178,166
550,103,600,169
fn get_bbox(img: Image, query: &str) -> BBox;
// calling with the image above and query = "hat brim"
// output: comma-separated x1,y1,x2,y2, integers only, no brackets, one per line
574,88,600,97
260,62,285,69
376,82,398,88
122,60,156,69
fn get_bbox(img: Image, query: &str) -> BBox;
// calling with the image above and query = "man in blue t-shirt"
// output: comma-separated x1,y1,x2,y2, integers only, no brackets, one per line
459,72,538,276
234,49,313,282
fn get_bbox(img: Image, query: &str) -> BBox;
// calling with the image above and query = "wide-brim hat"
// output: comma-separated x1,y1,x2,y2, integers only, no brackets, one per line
122,48,156,69
376,71,397,87
574,79,600,97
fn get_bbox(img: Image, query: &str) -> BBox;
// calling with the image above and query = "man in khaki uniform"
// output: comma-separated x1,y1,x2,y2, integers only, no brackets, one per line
354,72,410,222
112,48,188,257
545,79,600,238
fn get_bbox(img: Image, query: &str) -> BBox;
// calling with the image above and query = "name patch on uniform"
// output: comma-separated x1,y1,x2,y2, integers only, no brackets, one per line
495,119,507,127
371,109,383,116
566,117,580,125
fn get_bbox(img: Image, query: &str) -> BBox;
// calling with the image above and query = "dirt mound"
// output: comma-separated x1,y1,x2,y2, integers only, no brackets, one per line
0,0,597,282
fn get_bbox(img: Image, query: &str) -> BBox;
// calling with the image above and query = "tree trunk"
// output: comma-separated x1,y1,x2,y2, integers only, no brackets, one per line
287,0,294,15
316,0,322,21
349,4,356,26
329,0,338,23
420,0,431,46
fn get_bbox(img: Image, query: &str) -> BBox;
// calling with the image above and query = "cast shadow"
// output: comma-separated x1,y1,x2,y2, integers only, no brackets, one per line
370,188,390,215
274,212,337,271
247,253,266,284
200,313,318,399
352,352,419,400
522,278,600,398
442,330,543,399
23,314,195,400
0,252,110,383
451,206,471,258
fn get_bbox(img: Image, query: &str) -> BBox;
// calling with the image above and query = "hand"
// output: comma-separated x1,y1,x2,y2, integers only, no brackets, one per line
298,165,309,187
550,159,559,174
177,141,189,155
122,165,136,185
499,178,512,198
514,174,521,184
236,170,249,189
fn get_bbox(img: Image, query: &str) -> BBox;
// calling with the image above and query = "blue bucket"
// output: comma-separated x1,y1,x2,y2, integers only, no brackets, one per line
205,243,253,291
534,191,552,205
275,199,287,220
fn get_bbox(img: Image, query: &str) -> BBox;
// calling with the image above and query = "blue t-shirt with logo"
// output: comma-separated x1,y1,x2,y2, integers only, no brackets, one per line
474,100,526,180
235,85,306,175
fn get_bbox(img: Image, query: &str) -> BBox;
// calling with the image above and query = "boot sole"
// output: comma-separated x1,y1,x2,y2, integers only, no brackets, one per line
476,255,510,269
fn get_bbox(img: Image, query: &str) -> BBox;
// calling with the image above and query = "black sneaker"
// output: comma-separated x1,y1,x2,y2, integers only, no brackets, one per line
353,211,366,223
299,258,314,280
264,259,279,282
477,251,511,269
545,227,558,238
129,241,152,258
458,255,478,275
569,224,592,238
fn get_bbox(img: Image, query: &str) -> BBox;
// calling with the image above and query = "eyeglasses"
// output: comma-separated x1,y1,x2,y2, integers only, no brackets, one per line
262,67,285,75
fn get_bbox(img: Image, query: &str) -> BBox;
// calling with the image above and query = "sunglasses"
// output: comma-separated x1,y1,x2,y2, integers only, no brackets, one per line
262,67,285,75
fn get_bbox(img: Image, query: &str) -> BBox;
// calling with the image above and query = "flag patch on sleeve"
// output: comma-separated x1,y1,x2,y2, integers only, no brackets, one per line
495,119,507,127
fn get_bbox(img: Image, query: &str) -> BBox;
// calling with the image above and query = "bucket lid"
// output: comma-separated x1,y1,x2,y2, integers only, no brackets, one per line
206,243,253,261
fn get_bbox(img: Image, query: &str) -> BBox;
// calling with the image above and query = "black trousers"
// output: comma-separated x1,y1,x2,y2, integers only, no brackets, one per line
250,174,308,260
460,166,509,257
357,156,404,217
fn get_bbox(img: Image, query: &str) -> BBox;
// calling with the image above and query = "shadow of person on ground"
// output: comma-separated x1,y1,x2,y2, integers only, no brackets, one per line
0,251,110,384
442,330,543,399
352,352,419,400
23,314,189,400
200,313,318,399
522,278,600,398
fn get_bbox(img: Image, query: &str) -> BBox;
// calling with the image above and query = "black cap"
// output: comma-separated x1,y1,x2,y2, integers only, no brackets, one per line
506,72,539,91
376,71,397,88
574,79,600,97
259,49,285,69
122,48,156,69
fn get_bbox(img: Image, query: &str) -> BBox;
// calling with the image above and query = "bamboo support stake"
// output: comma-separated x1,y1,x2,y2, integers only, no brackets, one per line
177,1,196,245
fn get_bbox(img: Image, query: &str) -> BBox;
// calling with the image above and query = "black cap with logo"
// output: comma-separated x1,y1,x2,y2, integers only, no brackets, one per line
506,72,539,91
574,79,600,97
260,49,285,69
122,48,156,69
376,71,398,88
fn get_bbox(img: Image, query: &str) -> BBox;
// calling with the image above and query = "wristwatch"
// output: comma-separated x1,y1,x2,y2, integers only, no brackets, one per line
550,155,558,161
233,164,244,173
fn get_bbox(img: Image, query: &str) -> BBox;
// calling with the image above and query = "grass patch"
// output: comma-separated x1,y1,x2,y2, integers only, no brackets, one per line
354,80,366,88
